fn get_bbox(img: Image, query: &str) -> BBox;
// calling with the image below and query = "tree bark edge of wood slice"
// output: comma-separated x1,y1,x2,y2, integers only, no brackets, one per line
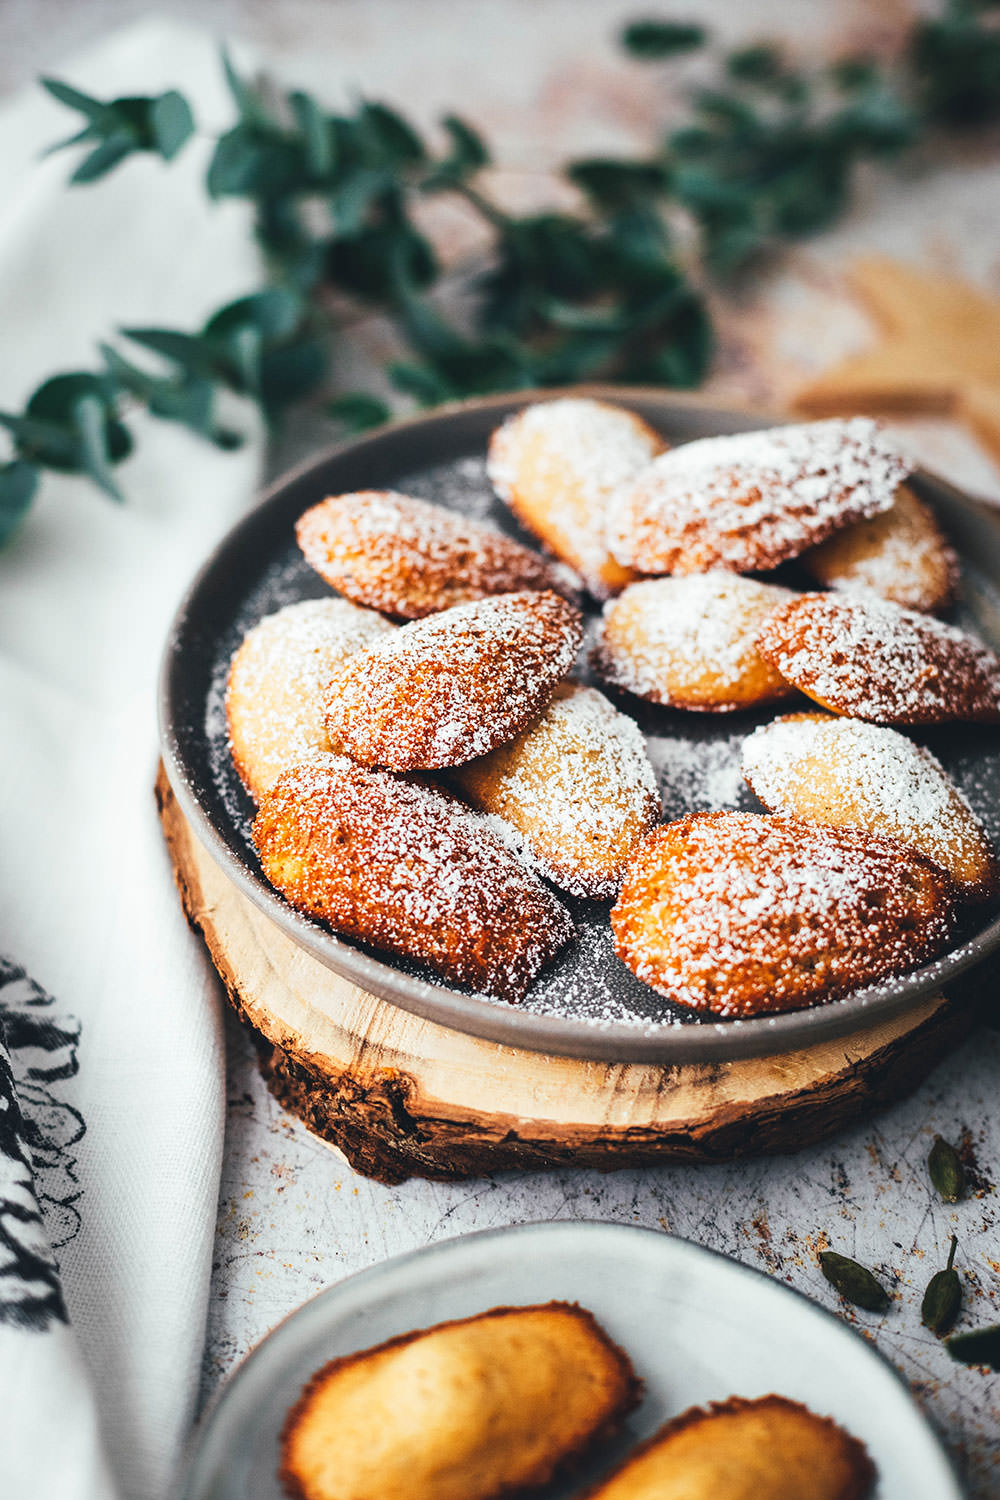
155,765,976,1185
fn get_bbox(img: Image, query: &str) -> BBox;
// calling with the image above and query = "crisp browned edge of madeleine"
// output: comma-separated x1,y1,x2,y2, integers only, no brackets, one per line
278,1300,643,1500
224,663,259,803
579,1394,876,1500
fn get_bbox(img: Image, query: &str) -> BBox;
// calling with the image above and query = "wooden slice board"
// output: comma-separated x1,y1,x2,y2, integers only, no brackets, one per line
157,766,975,1185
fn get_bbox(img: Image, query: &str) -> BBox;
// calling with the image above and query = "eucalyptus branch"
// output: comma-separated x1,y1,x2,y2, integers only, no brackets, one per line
3,0,999,547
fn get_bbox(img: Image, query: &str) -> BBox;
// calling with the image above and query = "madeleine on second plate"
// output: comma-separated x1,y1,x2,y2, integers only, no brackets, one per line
279,1302,641,1500
584,1395,875,1500
453,681,661,899
593,573,798,712
743,712,998,901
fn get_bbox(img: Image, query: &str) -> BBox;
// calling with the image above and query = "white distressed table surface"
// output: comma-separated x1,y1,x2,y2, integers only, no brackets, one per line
7,2,1000,1493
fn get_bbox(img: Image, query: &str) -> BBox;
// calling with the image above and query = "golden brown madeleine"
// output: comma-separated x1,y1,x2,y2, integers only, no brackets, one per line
755,593,1000,725
583,1395,875,1500
607,417,909,576
279,1302,641,1500
800,482,958,613
226,598,395,803
743,712,998,901
324,590,583,770
611,812,955,1017
593,574,798,713
453,682,660,899
253,754,573,1000
296,490,580,619
487,397,664,599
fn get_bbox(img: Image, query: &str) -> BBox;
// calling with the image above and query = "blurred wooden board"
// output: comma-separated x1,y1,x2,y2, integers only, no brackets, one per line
156,766,974,1185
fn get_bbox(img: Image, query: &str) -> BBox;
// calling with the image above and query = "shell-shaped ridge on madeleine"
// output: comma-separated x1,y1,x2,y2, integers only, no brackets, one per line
755,592,1000,724
611,811,956,1017
607,416,910,576
252,753,574,1000
296,489,580,619
323,589,584,770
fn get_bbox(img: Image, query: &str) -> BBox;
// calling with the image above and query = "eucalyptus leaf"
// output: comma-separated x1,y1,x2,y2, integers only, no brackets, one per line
40,77,106,120
260,335,328,412
71,134,135,184
440,115,489,172
205,287,304,344
150,90,196,160
621,20,708,59
73,393,127,501
357,102,426,165
0,410,80,466
726,45,785,83
289,90,335,177
325,393,392,433
569,158,668,207
0,461,39,546
220,48,271,126
122,327,221,380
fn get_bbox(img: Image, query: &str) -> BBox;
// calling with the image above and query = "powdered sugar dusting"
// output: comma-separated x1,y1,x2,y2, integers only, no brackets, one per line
488,397,661,593
648,732,750,818
742,714,996,896
454,682,660,899
756,593,1000,724
254,753,574,1000
608,417,911,574
325,590,583,769
611,812,956,1017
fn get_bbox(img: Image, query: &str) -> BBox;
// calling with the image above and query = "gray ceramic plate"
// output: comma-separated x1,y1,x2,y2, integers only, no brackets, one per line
158,387,1000,1062
179,1219,961,1500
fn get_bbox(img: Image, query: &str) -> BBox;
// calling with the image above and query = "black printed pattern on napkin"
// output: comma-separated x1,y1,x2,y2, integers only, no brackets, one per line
0,958,84,1331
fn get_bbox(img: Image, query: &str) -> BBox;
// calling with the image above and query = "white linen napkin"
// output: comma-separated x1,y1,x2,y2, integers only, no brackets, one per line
0,19,265,1500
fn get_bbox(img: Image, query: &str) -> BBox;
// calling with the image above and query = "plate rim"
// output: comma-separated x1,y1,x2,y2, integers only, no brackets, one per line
158,385,1000,1064
179,1217,963,1500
